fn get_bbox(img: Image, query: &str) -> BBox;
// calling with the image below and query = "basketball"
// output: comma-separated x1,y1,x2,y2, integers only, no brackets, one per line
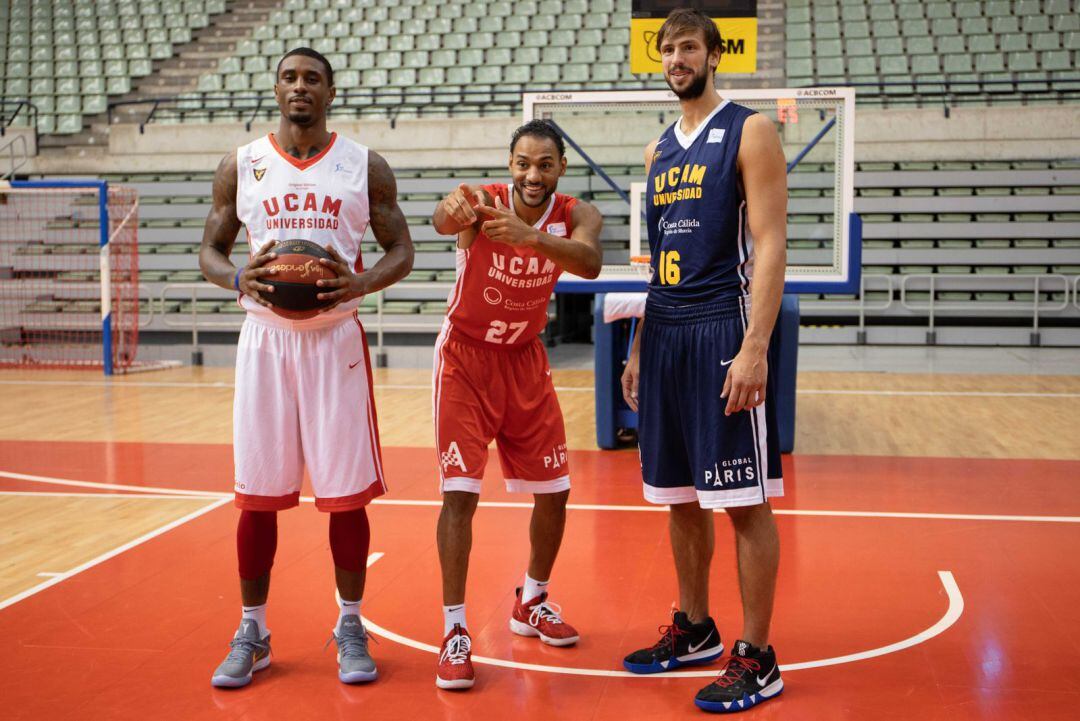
262,239,338,320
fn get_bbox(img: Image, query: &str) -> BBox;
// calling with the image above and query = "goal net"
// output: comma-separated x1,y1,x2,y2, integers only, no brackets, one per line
0,181,140,374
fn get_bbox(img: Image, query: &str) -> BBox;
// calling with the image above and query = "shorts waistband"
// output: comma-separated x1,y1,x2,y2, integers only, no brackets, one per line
244,307,359,332
645,295,748,324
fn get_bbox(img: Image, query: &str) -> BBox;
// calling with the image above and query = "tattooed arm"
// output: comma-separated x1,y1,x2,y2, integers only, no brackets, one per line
316,150,415,307
198,152,278,308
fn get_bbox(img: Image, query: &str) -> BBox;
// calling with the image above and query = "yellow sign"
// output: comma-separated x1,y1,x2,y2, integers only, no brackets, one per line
630,17,758,75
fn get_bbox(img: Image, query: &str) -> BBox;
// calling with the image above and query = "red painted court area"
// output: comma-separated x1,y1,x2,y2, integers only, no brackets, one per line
2,441,1080,720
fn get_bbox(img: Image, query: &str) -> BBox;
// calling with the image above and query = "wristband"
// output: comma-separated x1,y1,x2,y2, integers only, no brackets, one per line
233,268,243,291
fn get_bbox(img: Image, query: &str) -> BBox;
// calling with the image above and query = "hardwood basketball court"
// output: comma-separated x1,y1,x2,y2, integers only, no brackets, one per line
2,363,1079,720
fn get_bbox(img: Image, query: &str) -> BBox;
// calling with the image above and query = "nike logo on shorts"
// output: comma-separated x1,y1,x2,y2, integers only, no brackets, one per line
720,359,734,367
348,359,362,369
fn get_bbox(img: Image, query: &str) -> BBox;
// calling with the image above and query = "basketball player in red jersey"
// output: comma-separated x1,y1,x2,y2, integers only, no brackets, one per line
429,120,603,689
198,48,414,688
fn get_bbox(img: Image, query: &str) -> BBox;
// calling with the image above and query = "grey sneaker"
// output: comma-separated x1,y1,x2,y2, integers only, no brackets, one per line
211,619,271,688
332,614,378,683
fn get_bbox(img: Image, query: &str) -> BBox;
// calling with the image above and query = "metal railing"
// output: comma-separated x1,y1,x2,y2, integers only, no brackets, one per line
155,282,241,363
0,134,30,180
801,273,896,343
107,85,669,133
139,273,1079,360
150,281,453,365
808,76,1080,116
0,99,39,158
101,74,1080,133
898,273,1073,344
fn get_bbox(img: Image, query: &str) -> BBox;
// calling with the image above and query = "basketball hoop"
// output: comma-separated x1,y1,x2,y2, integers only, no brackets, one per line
630,255,651,280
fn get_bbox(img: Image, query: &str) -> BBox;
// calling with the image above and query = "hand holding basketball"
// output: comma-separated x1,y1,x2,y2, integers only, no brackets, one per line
238,240,278,308
475,196,538,247
316,244,369,311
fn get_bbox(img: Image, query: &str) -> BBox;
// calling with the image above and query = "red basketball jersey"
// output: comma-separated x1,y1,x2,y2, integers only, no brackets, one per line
444,183,577,347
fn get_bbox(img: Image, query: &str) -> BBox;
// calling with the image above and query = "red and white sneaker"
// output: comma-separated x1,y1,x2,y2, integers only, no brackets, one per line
509,587,580,647
436,623,475,690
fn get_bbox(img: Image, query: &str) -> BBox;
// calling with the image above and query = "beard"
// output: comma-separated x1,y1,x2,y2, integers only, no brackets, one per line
287,109,315,126
666,63,712,100
514,181,555,208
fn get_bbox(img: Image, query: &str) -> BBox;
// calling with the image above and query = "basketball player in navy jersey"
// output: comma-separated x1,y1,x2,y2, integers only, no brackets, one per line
619,10,788,713
199,48,414,688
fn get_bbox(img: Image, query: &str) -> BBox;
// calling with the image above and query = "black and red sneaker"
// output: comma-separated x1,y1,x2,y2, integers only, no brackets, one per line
694,640,783,713
623,610,724,674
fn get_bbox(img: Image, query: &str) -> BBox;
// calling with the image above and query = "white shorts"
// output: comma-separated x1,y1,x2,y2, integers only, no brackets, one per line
233,311,386,512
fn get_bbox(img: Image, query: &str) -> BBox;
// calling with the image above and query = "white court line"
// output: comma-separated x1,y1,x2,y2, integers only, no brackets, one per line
2,377,1078,398
0,379,234,389
367,498,1080,524
36,572,62,578
798,389,1080,398
0,496,230,611
5,470,1079,524
361,553,963,676
774,508,1080,524
0,490,217,500
0,470,229,498
0,379,595,393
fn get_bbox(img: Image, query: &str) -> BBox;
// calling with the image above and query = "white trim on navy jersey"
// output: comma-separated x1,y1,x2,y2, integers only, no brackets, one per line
673,99,730,150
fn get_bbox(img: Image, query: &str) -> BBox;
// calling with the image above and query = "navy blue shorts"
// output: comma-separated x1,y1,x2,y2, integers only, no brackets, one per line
638,296,783,508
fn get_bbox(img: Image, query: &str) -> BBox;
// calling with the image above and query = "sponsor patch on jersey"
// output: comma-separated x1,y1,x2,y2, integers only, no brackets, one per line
707,128,726,144
253,167,266,181
546,222,567,236
440,441,467,472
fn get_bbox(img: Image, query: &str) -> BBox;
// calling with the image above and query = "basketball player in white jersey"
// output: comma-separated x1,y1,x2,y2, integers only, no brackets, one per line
198,48,414,688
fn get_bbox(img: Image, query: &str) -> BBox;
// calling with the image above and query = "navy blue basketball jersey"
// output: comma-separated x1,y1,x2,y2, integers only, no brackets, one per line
646,100,758,304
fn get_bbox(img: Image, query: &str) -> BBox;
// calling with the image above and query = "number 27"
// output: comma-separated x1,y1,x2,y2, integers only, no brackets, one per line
485,320,528,344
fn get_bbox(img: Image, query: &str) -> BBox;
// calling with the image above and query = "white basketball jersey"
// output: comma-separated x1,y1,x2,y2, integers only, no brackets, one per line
236,132,370,326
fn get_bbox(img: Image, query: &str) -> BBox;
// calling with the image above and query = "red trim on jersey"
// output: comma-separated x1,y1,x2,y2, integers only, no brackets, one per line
353,311,387,494
234,490,300,512
267,131,338,170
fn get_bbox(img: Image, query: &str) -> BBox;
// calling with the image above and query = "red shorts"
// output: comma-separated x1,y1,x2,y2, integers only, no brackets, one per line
433,328,569,495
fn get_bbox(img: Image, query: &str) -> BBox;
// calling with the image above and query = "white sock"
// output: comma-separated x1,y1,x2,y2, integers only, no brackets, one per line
443,603,467,636
338,597,361,631
522,573,549,604
241,604,268,638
